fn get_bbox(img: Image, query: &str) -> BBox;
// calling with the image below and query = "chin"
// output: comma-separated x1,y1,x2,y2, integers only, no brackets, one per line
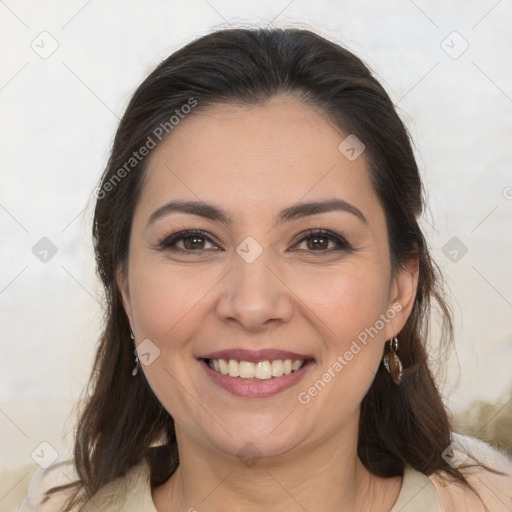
202,418,308,462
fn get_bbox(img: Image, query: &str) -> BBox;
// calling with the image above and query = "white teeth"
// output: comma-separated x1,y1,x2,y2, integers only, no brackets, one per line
271,360,283,377
228,359,239,377
255,361,272,380
207,358,306,379
219,359,229,375
291,360,302,371
239,361,255,378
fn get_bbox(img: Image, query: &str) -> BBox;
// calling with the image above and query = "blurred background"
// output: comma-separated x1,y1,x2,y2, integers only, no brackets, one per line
1,1,511,510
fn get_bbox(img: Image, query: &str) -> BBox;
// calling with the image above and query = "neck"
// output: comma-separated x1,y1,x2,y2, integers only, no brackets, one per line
152,417,402,512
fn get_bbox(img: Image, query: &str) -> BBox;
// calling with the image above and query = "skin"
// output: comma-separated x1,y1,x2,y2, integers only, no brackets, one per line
118,95,423,511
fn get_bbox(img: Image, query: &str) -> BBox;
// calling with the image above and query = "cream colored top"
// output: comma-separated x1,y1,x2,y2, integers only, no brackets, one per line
18,459,441,512
389,465,441,512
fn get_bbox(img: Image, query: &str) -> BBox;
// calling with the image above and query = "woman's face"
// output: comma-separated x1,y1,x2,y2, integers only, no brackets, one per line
119,96,418,459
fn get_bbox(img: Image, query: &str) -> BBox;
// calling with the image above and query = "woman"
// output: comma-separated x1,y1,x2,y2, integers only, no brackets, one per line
19,27,511,511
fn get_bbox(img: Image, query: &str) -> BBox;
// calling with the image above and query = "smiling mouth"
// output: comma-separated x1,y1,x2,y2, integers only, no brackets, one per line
204,358,310,379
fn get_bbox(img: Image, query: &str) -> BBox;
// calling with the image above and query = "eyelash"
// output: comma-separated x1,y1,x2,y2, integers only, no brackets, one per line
158,228,353,255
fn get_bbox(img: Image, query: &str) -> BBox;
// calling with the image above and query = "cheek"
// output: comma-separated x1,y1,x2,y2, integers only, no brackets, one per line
297,262,390,348
293,262,391,407
128,262,222,426
128,261,223,342
129,255,390,356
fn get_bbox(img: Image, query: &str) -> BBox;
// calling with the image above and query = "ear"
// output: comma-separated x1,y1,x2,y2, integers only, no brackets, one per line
384,255,420,340
116,264,134,327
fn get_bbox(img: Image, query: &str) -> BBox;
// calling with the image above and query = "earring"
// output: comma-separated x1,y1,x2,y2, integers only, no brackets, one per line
131,331,140,377
383,336,403,385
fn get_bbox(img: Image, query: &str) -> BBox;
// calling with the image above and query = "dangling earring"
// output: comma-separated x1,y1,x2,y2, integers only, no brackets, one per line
383,336,403,385
131,331,140,377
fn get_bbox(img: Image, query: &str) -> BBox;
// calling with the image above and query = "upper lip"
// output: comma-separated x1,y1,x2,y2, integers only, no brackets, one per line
199,348,315,363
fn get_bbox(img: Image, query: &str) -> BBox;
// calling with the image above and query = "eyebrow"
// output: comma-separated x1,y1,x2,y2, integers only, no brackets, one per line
146,198,367,228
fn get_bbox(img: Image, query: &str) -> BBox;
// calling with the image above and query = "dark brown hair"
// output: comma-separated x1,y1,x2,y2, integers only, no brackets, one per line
47,26,498,510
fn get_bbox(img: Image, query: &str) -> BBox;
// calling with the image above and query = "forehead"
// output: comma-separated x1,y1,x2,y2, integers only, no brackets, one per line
137,96,381,226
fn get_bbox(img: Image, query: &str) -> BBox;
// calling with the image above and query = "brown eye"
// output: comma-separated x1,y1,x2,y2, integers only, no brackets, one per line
305,234,329,250
182,234,206,250
293,229,352,253
159,230,219,253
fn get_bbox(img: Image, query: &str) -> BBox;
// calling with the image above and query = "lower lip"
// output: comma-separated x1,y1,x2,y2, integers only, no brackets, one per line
200,359,315,398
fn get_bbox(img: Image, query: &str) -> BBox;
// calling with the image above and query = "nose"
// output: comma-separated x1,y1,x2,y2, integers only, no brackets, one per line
215,248,294,333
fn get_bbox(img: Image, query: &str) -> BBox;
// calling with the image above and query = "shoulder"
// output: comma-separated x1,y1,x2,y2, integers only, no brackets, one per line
18,458,151,512
428,433,512,512
18,459,80,512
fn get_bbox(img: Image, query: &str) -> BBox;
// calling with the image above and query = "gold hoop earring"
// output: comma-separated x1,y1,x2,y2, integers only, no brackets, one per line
383,336,403,385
